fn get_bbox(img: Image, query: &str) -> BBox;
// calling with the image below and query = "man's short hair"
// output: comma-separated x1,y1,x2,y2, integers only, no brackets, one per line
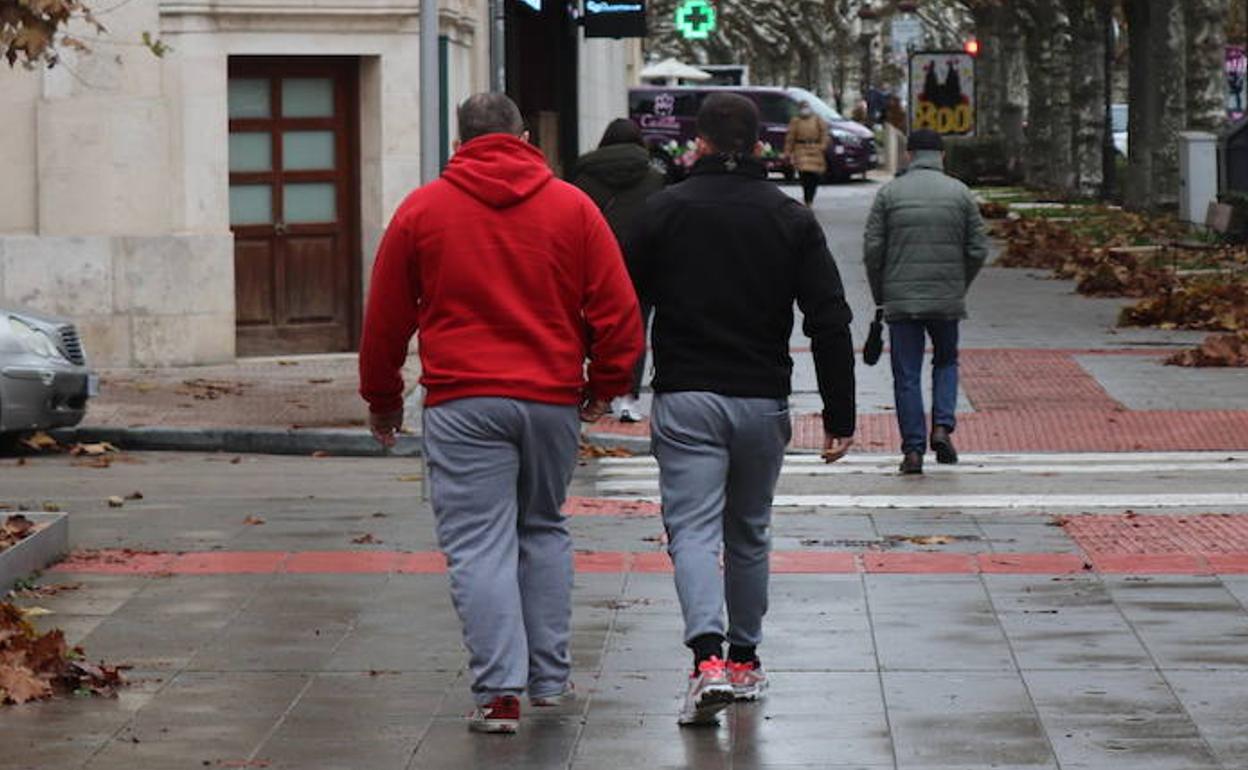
696,93,759,155
458,93,525,143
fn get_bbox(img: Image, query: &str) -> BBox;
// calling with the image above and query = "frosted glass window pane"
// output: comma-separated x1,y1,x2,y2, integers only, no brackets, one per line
229,132,271,172
284,183,336,223
283,131,335,170
230,184,272,225
228,79,270,119
282,78,333,118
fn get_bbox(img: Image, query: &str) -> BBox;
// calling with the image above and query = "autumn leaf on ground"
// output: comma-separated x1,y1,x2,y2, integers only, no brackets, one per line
243,515,265,526
68,442,118,457
19,433,59,452
106,496,125,508
894,535,957,546
0,663,52,705
1,515,44,551
1165,331,1248,368
351,533,382,545
0,600,127,706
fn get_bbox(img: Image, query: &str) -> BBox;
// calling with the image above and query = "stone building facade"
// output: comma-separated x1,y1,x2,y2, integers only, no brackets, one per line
0,0,641,367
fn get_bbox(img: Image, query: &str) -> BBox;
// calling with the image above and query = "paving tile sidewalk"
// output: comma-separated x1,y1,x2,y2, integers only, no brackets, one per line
86,354,419,431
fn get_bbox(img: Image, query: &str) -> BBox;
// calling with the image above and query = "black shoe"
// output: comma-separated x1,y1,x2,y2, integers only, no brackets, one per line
899,451,924,475
930,426,958,465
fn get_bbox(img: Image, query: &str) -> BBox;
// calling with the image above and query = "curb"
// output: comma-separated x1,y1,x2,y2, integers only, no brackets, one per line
51,426,423,458
1,513,69,593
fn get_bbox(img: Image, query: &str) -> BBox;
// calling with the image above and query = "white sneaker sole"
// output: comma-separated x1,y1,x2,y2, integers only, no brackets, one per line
468,718,519,734
732,681,768,701
678,684,735,726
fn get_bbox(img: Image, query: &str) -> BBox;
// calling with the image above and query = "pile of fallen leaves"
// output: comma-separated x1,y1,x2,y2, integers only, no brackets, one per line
978,201,1009,220
1,515,39,552
0,601,128,705
1165,331,1248,368
1118,277,1248,331
995,217,1089,271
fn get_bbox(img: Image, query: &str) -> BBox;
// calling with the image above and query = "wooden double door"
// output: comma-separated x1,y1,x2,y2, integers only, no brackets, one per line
228,58,359,356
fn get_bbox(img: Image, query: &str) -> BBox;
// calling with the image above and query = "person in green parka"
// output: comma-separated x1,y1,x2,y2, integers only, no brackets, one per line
863,129,989,475
572,119,665,423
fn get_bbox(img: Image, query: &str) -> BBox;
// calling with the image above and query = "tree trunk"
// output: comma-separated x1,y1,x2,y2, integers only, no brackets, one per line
1152,0,1188,207
1125,0,1187,210
1185,0,1230,132
1067,0,1106,198
972,4,1003,135
1047,2,1076,193
1023,0,1075,191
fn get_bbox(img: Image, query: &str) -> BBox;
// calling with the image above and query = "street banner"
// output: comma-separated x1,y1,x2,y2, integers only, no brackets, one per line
908,51,976,137
584,0,647,38
1228,46,1246,123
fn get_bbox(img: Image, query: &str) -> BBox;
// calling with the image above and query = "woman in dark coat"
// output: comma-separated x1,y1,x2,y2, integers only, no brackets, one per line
572,119,665,422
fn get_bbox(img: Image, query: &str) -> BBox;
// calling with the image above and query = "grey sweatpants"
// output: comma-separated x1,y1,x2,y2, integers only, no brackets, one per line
422,397,580,705
652,392,791,650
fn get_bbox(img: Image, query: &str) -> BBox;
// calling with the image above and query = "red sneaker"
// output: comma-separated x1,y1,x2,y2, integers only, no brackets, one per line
727,660,769,701
468,695,520,734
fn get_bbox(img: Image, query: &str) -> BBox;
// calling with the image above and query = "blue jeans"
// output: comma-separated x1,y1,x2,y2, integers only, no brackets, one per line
889,320,959,454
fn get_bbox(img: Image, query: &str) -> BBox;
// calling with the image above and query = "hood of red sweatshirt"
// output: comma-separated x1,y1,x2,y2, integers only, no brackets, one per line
442,134,554,209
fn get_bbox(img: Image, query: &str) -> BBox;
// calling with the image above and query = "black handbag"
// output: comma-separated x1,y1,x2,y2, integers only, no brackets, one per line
863,308,884,366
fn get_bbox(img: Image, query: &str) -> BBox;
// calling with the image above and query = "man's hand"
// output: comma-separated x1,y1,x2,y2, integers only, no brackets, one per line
369,408,404,448
580,398,611,423
822,434,854,464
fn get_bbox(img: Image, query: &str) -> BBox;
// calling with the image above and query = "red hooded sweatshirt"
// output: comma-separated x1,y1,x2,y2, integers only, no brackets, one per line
358,134,643,414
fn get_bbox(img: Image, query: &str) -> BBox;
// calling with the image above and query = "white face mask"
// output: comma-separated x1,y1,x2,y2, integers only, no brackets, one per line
799,106,813,117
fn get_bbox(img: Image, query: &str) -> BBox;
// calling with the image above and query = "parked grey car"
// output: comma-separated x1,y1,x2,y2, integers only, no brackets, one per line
0,306,96,434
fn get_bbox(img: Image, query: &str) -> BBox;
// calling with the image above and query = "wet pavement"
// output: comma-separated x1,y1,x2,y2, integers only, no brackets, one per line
4,450,1248,769
3,180,1248,769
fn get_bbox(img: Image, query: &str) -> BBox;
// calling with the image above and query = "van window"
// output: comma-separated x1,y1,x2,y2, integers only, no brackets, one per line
757,93,797,125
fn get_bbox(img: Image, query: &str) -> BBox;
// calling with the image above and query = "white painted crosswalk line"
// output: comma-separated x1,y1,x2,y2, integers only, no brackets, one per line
597,451,1248,467
593,451,1248,508
598,492,1248,510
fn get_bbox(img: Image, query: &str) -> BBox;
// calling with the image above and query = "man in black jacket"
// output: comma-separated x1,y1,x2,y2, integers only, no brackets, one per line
627,93,856,727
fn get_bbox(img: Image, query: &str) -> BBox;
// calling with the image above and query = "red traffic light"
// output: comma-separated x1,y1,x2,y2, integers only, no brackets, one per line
964,39,980,56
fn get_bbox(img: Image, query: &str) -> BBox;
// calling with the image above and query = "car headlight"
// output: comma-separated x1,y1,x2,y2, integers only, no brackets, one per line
8,317,63,359
835,128,861,143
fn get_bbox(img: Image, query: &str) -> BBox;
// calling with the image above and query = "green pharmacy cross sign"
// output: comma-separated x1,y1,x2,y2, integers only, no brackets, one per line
675,0,716,40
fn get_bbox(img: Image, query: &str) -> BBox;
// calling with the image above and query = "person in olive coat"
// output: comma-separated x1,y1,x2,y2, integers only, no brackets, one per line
863,129,989,475
572,119,665,422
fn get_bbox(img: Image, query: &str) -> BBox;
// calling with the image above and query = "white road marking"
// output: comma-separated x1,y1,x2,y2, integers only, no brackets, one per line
597,451,1248,467
596,461,1243,482
599,493,1248,510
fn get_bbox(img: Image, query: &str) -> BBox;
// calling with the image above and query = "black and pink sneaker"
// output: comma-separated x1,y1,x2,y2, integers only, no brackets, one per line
678,656,735,726
728,660,769,701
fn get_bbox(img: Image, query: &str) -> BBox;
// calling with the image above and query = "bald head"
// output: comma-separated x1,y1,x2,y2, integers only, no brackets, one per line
457,92,525,144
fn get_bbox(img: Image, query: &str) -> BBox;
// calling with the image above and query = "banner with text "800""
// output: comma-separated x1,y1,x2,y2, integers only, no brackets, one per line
908,52,977,137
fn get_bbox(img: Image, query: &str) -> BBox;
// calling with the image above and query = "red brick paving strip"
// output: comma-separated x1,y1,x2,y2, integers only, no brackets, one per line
49,548,1248,576
594,410,1248,453
958,349,1123,412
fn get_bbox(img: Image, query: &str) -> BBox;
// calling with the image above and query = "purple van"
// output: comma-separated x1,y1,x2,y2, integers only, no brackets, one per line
628,85,878,182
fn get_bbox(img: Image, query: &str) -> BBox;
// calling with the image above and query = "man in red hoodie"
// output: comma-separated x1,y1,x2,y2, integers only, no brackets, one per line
359,93,642,734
